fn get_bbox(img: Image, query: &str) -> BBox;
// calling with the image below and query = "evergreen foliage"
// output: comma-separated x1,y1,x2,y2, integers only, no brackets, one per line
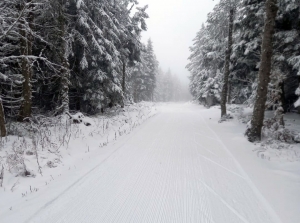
0,0,161,136
187,0,300,112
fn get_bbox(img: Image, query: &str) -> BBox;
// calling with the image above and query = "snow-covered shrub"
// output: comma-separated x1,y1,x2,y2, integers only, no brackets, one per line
262,118,297,143
294,134,300,143
5,139,35,177
255,139,300,162
47,160,58,168
67,112,93,126
219,114,233,123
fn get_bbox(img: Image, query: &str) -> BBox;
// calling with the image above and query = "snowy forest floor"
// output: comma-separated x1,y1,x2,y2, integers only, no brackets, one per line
0,103,300,223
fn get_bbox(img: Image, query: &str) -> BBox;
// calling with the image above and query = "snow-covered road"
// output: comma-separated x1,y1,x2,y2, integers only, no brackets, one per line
22,103,282,223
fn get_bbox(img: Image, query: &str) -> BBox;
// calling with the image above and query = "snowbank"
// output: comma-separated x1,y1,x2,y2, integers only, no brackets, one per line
198,104,300,223
226,104,300,162
0,102,157,207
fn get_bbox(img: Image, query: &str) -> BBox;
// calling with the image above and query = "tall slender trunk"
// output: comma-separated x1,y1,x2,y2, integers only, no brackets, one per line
220,8,234,117
133,81,138,103
279,81,286,112
297,76,300,114
152,90,154,102
18,25,32,121
57,1,69,114
245,0,278,142
60,54,70,114
0,97,7,137
121,60,126,107
228,80,232,104
18,1,33,121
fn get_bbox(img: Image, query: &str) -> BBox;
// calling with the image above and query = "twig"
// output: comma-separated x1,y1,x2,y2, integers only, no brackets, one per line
33,137,42,176
0,165,4,187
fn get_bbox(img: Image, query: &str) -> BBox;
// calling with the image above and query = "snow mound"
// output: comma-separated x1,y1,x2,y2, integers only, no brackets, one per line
227,104,300,162
0,102,157,196
254,141,300,162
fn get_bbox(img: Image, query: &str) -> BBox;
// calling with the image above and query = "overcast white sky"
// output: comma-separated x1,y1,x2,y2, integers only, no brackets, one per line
137,0,220,84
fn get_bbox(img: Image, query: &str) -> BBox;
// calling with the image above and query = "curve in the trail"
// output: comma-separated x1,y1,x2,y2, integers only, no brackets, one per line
27,104,281,223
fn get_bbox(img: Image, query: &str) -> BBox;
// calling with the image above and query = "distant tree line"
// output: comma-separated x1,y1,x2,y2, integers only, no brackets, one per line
155,68,191,102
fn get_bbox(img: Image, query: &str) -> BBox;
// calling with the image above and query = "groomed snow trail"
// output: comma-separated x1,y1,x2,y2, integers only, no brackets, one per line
27,104,281,223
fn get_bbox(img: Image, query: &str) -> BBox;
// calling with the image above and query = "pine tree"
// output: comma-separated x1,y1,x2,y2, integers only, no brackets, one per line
128,48,149,103
231,0,265,106
144,39,158,101
275,0,300,112
0,0,153,126
154,68,165,102
187,2,228,106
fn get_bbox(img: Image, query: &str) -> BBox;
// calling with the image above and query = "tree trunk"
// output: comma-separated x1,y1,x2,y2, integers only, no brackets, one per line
228,80,232,104
279,81,286,112
18,1,33,121
220,8,234,117
57,1,70,114
121,60,126,108
60,56,70,114
0,97,7,137
297,76,300,114
245,0,278,142
122,61,126,93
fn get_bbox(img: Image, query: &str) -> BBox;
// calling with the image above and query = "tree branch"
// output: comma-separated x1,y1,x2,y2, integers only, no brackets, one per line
0,2,29,41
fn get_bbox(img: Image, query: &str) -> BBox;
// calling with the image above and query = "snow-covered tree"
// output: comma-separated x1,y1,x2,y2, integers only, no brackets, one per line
0,0,61,127
126,39,158,103
215,0,240,117
187,5,227,107
0,0,153,132
144,39,158,101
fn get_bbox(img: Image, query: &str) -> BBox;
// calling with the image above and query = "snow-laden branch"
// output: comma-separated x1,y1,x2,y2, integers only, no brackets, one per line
0,2,29,41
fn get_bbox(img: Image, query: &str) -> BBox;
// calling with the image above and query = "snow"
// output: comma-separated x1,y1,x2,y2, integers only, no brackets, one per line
76,0,83,9
294,98,300,108
1,103,300,223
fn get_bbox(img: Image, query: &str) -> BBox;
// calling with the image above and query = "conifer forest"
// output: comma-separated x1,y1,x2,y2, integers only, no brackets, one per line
1,1,300,223
187,0,300,141
0,0,189,137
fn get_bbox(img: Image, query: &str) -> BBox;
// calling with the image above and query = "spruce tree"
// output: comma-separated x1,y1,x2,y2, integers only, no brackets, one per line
144,39,158,101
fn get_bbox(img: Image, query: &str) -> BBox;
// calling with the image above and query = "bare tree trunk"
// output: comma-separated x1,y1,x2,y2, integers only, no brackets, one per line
60,55,70,114
152,91,154,102
297,76,300,114
18,1,33,121
122,60,126,94
121,60,126,108
228,80,232,104
0,98,7,137
245,0,278,142
279,81,286,113
220,8,234,117
57,1,70,114
18,0,34,122
277,80,285,126
133,81,138,103
0,165,4,187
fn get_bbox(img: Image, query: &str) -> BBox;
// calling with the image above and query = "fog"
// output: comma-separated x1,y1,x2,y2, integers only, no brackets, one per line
138,0,220,85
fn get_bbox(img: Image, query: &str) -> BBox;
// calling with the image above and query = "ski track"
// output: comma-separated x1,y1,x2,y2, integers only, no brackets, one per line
26,104,281,223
